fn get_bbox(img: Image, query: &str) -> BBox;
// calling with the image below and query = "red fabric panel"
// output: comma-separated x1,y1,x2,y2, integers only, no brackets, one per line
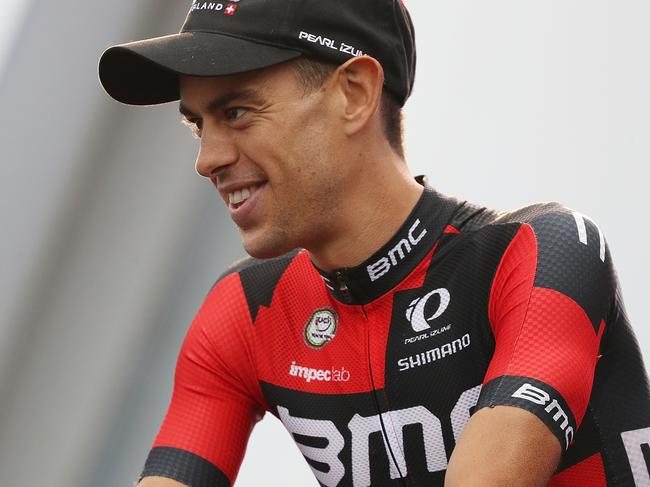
486,224,601,425
549,453,607,486
255,253,375,394
443,224,461,235
255,248,438,393
502,288,601,423
486,225,538,381
153,274,264,484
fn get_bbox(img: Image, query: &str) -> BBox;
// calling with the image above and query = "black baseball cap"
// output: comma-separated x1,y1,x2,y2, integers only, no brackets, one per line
99,0,416,107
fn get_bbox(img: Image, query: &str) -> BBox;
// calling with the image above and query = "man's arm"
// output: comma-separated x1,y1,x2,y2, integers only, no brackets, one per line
446,209,613,484
446,406,560,486
137,272,265,487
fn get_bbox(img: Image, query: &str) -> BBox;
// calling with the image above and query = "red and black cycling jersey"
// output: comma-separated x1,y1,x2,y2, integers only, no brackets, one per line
141,179,650,486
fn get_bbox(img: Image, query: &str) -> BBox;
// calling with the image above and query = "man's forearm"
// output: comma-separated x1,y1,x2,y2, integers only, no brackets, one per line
445,406,561,487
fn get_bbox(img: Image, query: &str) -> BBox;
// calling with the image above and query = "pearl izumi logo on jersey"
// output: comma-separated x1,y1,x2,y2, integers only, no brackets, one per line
406,288,450,332
404,324,452,345
367,219,427,282
288,362,351,383
304,308,339,349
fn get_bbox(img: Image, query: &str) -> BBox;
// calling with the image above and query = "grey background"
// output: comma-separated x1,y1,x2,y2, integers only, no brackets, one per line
0,1,646,486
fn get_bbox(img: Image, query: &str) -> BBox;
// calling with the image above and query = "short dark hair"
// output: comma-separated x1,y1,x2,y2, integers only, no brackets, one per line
291,57,404,159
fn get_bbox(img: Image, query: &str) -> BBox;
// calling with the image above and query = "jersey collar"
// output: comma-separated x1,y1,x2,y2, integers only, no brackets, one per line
313,179,463,305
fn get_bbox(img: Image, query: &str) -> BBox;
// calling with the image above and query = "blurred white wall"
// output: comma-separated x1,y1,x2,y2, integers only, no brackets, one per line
0,1,246,486
0,1,647,486
0,0,29,75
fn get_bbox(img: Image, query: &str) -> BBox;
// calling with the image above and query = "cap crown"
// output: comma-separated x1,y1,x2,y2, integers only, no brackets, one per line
182,0,416,104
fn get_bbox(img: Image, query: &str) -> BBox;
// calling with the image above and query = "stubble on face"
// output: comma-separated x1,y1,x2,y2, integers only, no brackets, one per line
181,62,347,260
241,101,345,259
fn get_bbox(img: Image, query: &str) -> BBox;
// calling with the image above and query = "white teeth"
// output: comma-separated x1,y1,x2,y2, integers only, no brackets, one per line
228,185,258,205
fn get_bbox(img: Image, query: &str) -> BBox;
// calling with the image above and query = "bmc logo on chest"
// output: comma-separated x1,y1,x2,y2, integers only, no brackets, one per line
366,219,427,282
278,385,481,486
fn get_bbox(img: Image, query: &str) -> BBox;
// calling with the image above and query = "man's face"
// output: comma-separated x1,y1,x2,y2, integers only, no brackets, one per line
179,62,348,259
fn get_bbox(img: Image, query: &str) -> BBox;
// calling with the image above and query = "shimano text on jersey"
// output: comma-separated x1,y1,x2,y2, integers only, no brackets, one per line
398,334,471,371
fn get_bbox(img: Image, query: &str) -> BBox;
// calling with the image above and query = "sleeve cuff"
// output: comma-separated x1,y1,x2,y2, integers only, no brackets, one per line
141,447,232,487
476,375,577,451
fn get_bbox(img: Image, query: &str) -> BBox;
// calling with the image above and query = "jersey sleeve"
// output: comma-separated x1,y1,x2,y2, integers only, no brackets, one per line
140,273,266,487
476,209,615,452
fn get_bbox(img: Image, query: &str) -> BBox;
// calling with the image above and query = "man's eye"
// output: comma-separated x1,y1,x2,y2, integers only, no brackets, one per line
225,107,248,121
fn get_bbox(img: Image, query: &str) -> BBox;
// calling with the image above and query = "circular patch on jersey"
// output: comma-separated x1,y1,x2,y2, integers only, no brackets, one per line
304,308,339,349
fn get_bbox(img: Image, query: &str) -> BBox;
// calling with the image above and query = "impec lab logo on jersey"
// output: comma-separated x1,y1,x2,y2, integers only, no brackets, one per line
304,308,339,349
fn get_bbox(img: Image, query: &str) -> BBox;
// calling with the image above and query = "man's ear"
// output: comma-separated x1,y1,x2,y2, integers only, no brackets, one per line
332,56,384,136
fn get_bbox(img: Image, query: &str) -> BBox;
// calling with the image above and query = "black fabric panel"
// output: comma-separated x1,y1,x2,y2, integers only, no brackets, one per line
447,201,498,233
141,447,231,487
497,201,565,225
239,250,299,322
214,255,262,283
383,221,520,466
449,201,562,235
557,407,602,471
215,250,300,323
477,375,577,452
529,210,614,333
642,443,650,473
215,248,299,284
588,285,650,485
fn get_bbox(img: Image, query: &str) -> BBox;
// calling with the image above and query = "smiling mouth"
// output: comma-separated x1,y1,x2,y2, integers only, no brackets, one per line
228,184,262,210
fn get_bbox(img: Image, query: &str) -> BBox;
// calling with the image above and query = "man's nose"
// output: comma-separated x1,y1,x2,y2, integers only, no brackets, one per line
195,127,239,178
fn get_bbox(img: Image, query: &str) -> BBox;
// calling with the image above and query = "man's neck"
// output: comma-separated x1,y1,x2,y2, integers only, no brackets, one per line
308,163,424,272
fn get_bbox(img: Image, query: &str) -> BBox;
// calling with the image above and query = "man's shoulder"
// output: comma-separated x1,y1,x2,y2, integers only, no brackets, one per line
455,199,610,273
492,201,607,256
494,201,567,223
215,249,303,284
210,249,307,322
449,198,571,234
461,200,598,238
465,199,609,265
493,201,614,329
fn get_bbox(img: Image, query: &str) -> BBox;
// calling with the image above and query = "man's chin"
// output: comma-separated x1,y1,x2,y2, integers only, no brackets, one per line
240,230,297,260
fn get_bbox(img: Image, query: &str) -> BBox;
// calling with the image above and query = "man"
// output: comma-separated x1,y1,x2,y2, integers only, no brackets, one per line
99,1,650,486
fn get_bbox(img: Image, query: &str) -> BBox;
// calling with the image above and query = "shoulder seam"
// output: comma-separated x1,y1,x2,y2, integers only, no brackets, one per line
213,249,302,288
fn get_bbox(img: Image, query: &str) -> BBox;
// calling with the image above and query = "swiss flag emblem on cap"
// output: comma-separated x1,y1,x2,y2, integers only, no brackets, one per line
224,3,237,15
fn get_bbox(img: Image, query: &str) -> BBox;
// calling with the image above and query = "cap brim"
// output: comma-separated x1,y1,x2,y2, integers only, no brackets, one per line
99,32,302,105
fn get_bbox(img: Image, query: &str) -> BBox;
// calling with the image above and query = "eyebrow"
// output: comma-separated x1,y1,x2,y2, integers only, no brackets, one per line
179,89,262,118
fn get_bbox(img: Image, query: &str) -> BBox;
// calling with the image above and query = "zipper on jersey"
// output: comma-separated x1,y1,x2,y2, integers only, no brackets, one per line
335,271,353,304
363,304,410,487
